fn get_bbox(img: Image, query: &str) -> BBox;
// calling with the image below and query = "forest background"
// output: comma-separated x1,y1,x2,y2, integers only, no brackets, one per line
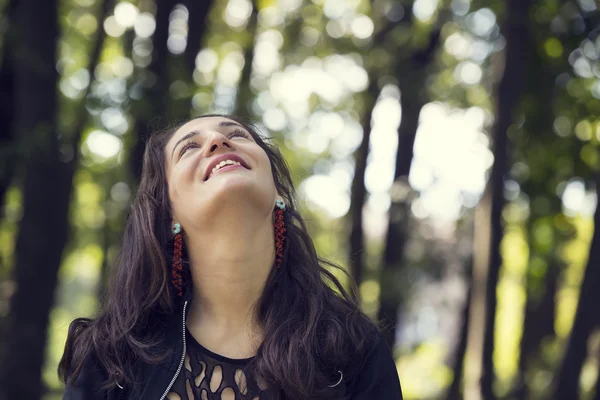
0,0,600,399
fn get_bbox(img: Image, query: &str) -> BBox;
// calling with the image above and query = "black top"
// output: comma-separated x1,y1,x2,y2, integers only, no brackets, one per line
166,328,403,400
166,327,270,399
62,299,403,400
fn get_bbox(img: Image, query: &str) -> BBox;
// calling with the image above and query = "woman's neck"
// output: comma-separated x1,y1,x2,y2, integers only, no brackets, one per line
183,215,273,356
186,289,265,359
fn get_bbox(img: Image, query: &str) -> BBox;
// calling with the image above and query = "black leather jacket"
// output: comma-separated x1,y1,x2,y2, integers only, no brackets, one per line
62,300,403,400
63,301,190,400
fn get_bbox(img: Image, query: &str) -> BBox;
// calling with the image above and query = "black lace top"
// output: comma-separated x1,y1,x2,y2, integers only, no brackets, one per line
166,326,404,400
166,327,273,400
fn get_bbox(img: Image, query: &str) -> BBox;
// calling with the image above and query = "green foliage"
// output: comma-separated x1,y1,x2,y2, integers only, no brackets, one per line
1,0,600,398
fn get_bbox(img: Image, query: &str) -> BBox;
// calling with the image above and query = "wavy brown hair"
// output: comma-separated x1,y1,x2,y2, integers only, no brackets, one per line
58,114,380,399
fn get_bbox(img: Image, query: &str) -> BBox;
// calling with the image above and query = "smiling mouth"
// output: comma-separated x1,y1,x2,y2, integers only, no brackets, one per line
207,164,246,180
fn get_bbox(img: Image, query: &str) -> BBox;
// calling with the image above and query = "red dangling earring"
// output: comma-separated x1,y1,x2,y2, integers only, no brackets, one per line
274,199,286,267
172,223,183,297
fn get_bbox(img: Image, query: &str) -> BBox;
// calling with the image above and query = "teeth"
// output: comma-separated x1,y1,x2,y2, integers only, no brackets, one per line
210,160,241,177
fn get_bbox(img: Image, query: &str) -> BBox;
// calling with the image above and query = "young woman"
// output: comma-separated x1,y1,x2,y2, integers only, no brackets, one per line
59,115,403,399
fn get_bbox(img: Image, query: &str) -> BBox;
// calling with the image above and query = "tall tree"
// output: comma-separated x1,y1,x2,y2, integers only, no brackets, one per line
446,262,473,400
594,364,600,400
512,43,561,400
553,175,600,398
346,0,416,289
0,0,60,396
0,0,17,219
182,0,213,78
232,0,258,116
348,4,444,293
510,2,598,396
175,0,214,118
128,0,216,182
376,21,444,349
465,1,532,398
0,0,110,397
130,0,176,183
348,75,380,288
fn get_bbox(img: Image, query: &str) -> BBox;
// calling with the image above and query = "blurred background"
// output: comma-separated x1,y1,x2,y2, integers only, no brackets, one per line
0,0,599,399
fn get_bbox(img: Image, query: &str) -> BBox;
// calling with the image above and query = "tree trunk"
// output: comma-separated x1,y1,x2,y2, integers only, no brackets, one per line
130,0,175,183
511,21,563,396
0,0,17,220
553,175,600,399
594,362,600,400
176,0,214,118
446,269,473,400
0,0,109,397
465,2,532,399
97,168,119,300
514,256,559,399
376,88,421,349
348,76,379,288
347,0,425,291
346,1,418,291
98,201,112,300
376,24,443,350
234,0,259,116
0,0,60,397
182,0,213,77
480,50,523,398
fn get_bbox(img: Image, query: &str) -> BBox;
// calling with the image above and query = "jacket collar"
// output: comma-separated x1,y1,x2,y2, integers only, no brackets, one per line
131,300,189,399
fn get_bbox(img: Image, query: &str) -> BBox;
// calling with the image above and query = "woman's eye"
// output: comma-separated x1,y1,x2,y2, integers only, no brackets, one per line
179,142,198,156
228,129,250,139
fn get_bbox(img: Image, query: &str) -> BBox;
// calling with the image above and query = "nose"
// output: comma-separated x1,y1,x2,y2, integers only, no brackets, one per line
204,130,233,154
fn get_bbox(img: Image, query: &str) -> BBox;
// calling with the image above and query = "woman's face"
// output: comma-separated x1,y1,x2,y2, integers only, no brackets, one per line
164,116,277,229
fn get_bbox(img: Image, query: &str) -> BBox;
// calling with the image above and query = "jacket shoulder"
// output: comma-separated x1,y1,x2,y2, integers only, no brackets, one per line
62,350,124,400
345,332,403,399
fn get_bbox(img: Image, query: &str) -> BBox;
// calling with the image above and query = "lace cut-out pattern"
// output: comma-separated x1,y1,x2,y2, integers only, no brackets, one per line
167,328,271,400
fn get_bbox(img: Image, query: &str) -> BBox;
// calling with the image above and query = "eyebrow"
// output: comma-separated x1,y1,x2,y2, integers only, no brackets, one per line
171,120,247,160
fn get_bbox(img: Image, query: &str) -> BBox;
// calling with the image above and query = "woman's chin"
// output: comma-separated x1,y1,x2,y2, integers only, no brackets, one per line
191,174,275,218
204,173,255,193
205,178,271,207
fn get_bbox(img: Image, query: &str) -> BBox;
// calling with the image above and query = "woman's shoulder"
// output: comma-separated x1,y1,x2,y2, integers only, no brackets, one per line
61,314,182,399
346,328,387,370
63,348,118,400
63,339,181,400
361,331,395,370
345,330,403,399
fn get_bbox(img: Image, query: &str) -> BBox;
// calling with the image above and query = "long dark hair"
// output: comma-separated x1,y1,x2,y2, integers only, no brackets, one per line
58,114,379,398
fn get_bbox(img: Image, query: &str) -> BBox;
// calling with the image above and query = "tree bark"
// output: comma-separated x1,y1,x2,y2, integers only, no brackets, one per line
182,0,213,78
0,0,18,220
511,13,573,394
0,0,60,397
348,76,379,288
346,0,416,291
376,87,421,349
176,0,214,119
376,24,443,350
0,0,109,397
553,175,600,399
514,255,559,399
594,362,600,400
464,2,532,399
446,269,473,400
130,0,175,183
234,0,259,116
